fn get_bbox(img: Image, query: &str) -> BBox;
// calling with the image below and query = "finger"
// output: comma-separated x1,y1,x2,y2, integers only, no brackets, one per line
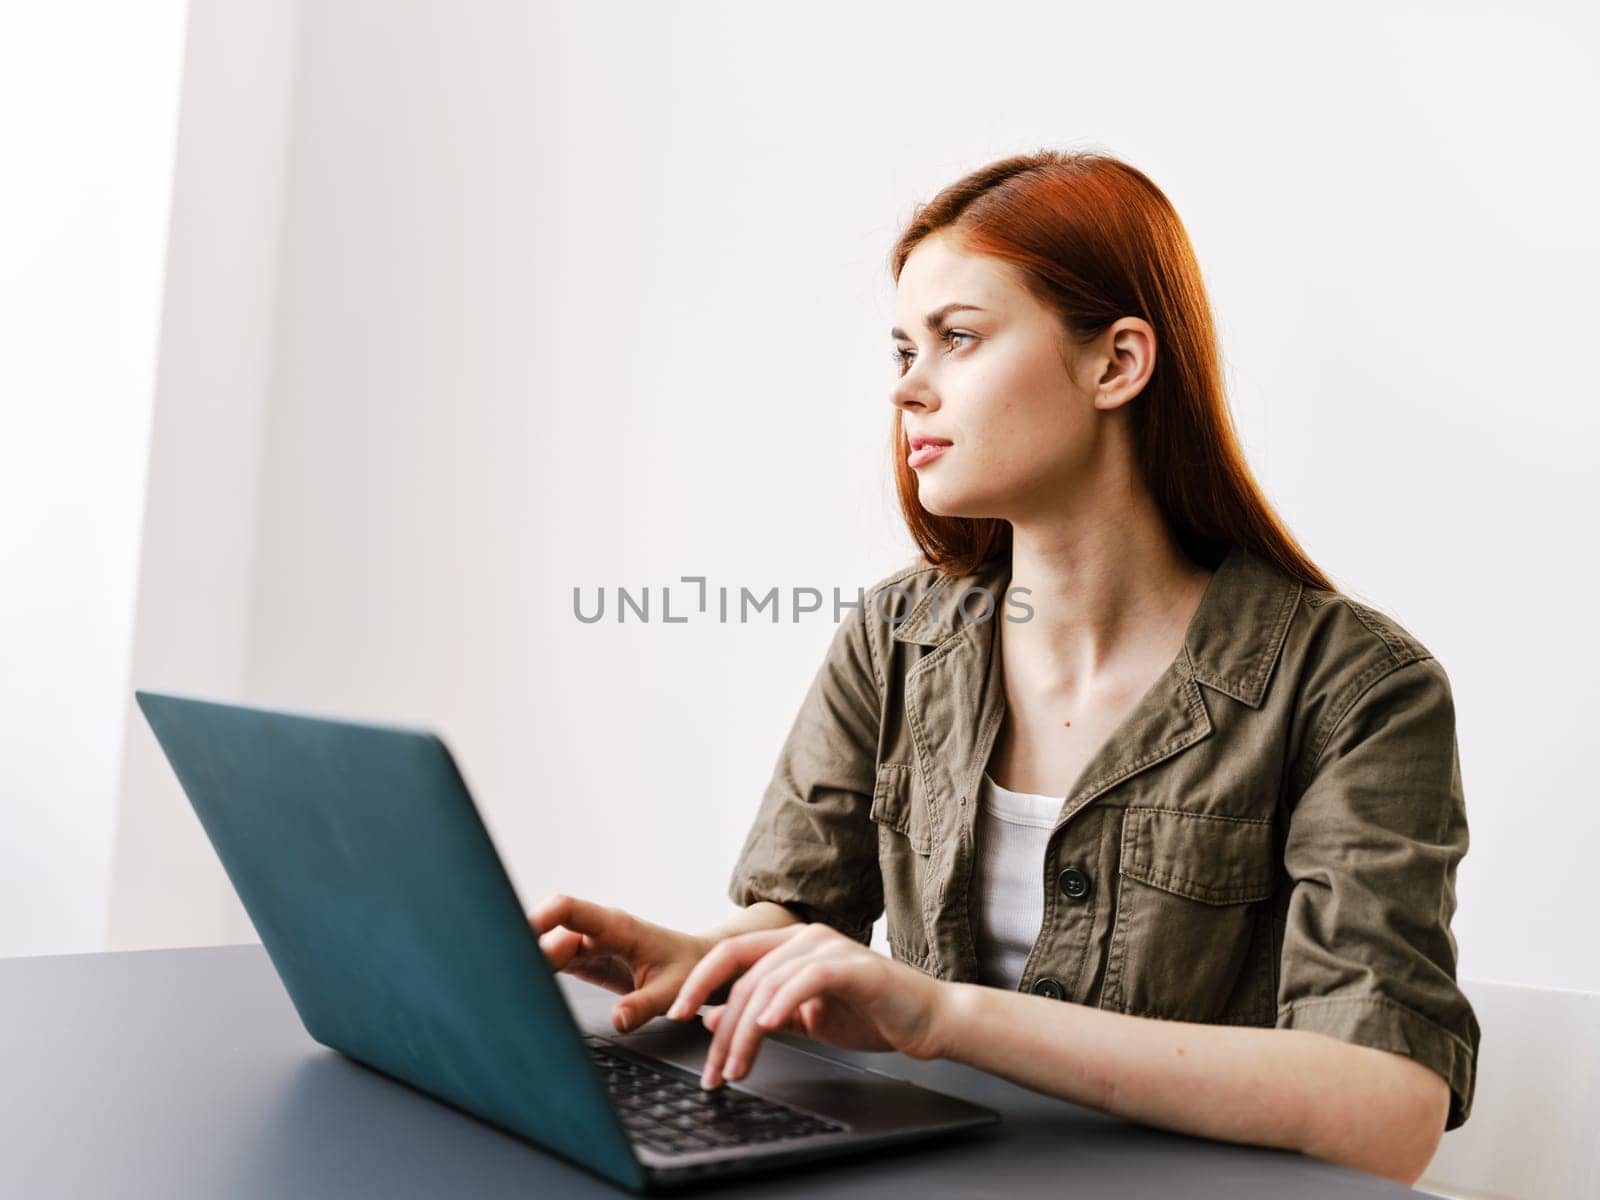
668,928,793,1020
707,1002,802,1038
538,927,602,976
538,926,584,971
528,892,590,934
612,976,683,1033
797,996,825,1031
701,930,823,1088
527,894,636,957
724,959,837,1083
748,961,850,1047
691,930,814,1085
540,929,635,996
718,953,813,1077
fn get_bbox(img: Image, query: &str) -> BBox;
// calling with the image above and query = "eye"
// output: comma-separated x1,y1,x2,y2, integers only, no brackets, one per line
892,329,975,376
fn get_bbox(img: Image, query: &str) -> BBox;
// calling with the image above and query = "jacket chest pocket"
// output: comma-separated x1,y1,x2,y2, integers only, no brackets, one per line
1099,807,1276,1024
869,762,936,970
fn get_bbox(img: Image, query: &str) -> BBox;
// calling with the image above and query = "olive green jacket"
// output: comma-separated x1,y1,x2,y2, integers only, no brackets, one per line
727,544,1479,1129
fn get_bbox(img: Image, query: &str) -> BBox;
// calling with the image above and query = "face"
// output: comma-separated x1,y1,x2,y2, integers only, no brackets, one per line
890,232,1150,521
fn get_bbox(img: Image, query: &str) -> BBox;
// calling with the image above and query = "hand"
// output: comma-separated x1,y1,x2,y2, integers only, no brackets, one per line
663,922,950,1090
529,892,714,1034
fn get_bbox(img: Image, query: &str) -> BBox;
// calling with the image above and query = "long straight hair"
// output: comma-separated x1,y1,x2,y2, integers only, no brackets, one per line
887,149,1334,593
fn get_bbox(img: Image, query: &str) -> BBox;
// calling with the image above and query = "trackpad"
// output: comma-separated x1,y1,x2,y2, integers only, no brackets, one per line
610,1016,867,1080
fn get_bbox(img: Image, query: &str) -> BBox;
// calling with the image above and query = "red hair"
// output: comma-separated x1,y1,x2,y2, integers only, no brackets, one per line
887,148,1334,593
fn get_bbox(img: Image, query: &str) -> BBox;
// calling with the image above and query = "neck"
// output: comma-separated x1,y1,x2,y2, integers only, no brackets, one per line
1002,502,1212,693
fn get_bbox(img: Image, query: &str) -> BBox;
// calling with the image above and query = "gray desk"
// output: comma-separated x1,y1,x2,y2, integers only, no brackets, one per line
0,945,1423,1197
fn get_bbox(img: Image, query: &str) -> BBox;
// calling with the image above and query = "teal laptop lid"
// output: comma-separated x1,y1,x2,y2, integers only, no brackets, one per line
134,690,645,1193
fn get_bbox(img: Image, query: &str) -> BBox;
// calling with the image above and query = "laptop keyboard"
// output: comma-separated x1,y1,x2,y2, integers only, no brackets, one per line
582,1035,847,1156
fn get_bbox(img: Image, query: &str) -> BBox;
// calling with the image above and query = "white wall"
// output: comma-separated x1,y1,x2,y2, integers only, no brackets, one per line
236,0,915,958
13,1,1598,1000
105,0,301,950
0,2,188,958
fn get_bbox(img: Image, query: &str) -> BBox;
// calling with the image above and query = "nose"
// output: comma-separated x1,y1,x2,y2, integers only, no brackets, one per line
891,373,939,416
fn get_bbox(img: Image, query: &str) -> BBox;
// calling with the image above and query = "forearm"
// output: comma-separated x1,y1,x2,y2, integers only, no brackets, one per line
936,982,1441,1185
695,901,803,947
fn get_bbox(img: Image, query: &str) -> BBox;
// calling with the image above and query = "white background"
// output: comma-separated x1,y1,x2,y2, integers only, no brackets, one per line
3,0,1597,1007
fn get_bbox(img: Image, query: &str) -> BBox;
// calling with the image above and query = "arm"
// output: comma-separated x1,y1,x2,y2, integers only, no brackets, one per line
724,598,886,946
931,984,1450,1185
671,921,1445,1182
695,901,804,946
927,654,1472,1187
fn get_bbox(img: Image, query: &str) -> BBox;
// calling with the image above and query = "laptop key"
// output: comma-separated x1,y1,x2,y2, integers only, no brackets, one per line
583,1038,847,1154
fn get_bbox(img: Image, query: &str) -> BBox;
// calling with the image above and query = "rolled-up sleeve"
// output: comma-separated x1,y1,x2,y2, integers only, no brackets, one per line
1275,654,1480,1130
726,599,885,946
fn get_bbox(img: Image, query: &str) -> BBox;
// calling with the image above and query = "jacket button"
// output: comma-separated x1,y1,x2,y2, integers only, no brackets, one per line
1058,866,1091,900
1031,977,1064,1000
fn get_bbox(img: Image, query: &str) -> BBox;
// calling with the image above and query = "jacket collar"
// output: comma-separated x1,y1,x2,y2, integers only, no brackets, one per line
890,543,1302,709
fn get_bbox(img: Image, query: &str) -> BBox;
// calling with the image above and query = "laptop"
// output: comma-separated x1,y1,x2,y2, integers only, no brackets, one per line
134,690,1000,1192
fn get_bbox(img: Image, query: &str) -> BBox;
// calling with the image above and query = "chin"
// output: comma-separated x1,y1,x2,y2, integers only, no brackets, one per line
915,482,985,519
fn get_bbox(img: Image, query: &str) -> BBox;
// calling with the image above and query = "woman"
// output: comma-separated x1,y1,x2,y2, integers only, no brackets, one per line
530,149,1478,1186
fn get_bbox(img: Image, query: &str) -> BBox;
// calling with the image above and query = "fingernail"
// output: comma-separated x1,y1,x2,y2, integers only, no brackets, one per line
666,1001,684,1019
726,1056,744,1078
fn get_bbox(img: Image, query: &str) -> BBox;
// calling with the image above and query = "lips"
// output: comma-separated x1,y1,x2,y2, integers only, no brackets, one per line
906,437,953,469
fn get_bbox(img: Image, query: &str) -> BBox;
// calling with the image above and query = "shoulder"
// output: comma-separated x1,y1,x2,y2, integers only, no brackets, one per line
1286,579,1449,699
1281,579,1457,783
1295,581,1437,667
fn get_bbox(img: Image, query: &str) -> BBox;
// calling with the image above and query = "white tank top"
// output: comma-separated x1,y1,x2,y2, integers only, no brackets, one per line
971,770,1064,990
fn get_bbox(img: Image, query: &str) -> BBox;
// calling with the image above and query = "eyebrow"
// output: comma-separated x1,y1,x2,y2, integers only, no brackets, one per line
890,303,989,342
